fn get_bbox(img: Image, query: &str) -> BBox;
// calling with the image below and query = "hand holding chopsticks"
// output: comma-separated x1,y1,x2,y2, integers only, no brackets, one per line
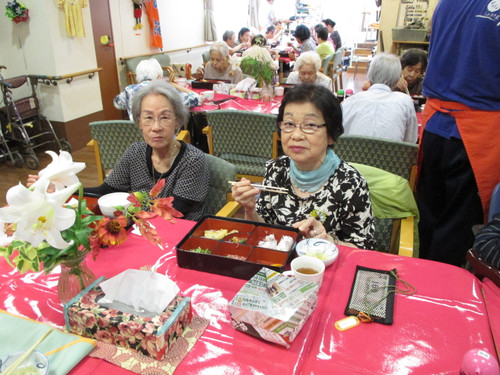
3,328,53,375
228,181,288,194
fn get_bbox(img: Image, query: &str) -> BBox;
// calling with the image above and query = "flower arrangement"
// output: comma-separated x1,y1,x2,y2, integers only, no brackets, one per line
5,0,29,23
0,151,182,276
240,56,275,87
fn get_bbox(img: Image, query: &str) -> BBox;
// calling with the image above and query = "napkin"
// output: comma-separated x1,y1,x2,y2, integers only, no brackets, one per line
99,269,180,315
0,309,95,375
234,77,257,92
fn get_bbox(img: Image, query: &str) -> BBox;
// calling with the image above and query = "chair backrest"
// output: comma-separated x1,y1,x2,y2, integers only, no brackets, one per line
333,135,418,181
489,182,500,222
124,55,171,84
205,110,278,178
204,154,237,216
321,54,333,76
349,163,418,256
202,50,211,66
89,120,143,171
332,47,344,72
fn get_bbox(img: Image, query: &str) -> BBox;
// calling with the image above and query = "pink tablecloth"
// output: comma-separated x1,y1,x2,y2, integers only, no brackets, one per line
190,89,282,114
0,217,497,374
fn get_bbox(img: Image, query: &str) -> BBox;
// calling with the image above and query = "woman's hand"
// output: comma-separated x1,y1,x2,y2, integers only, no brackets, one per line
231,178,261,220
27,174,55,193
395,76,408,93
292,216,331,240
195,66,205,80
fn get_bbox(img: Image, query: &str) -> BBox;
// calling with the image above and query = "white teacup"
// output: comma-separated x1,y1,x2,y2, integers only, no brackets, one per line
98,192,131,218
201,90,215,101
284,256,325,285
274,86,285,96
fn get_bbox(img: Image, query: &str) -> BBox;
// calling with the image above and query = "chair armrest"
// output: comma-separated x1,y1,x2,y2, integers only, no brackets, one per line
272,132,280,159
176,130,191,143
215,201,241,217
398,215,414,257
202,125,214,155
126,71,135,85
466,249,500,287
87,139,104,184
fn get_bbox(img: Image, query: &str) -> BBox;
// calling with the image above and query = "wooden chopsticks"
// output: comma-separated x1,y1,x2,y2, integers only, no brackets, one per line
228,181,288,194
3,328,53,375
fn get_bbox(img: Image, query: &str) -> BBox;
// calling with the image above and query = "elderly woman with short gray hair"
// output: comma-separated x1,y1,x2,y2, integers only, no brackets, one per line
195,41,244,83
342,53,418,143
285,51,333,92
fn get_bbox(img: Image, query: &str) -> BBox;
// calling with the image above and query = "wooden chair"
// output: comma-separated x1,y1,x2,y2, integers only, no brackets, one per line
124,54,171,85
351,48,372,78
330,47,344,92
467,248,500,288
203,110,279,183
320,54,333,76
333,135,419,257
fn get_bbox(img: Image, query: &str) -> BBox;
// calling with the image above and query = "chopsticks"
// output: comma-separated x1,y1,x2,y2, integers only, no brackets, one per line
3,328,53,375
228,181,288,194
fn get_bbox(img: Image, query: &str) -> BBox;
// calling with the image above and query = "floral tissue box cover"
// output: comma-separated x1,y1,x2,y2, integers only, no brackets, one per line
64,277,192,360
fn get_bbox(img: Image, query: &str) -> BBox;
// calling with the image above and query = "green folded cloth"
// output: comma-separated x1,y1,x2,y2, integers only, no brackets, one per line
0,309,96,375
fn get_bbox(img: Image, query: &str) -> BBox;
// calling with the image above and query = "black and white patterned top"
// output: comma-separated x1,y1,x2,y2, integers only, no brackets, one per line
104,141,209,221
256,156,376,249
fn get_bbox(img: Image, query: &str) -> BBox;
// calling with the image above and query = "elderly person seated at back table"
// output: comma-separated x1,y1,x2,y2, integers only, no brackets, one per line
394,48,428,96
286,51,333,92
242,34,279,71
342,53,418,144
32,81,209,221
195,42,244,84
237,27,252,47
288,24,317,55
223,30,250,55
114,58,201,120
232,84,376,249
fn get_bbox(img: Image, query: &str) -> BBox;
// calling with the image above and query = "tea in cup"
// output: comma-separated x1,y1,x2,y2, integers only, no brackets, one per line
284,256,325,285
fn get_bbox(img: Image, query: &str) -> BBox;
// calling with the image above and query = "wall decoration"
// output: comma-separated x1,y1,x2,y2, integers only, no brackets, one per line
143,0,163,49
5,0,29,23
58,0,88,37
133,0,143,30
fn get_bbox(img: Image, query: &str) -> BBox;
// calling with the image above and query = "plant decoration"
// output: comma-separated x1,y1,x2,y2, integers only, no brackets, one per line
0,150,182,275
5,0,29,23
240,56,275,88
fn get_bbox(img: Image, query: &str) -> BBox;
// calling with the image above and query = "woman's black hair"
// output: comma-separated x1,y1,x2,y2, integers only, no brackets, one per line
238,27,250,39
277,84,343,142
400,48,428,72
293,25,310,43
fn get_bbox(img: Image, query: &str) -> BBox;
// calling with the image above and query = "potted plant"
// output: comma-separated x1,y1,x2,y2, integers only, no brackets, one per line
240,56,275,102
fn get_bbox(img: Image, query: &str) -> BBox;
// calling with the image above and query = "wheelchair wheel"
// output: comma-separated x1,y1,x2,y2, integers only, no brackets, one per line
25,153,39,170
12,151,24,168
60,139,72,153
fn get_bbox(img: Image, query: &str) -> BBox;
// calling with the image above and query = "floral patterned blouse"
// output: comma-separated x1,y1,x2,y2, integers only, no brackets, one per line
256,156,376,249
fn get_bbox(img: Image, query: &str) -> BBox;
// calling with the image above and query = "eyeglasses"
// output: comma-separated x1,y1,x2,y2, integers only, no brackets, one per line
140,114,175,127
278,120,326,134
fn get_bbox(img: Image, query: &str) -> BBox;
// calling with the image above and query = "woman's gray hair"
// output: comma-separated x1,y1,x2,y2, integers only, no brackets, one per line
135,58,163,83
131,80,189,131
295,51,321,72
367,53,402,88
209,41,230,58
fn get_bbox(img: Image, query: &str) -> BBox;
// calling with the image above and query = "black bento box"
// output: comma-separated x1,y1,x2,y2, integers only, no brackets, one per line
176,216,299,280
191,79,231,90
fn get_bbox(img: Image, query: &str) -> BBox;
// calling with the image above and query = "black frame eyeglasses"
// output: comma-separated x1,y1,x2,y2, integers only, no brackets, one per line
278,121,326,134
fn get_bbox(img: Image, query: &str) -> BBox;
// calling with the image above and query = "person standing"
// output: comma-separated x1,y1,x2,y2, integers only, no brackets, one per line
417,0,500,266
322,18,341,51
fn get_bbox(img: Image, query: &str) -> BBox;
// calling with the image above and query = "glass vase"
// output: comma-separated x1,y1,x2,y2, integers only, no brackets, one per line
57,254,96,304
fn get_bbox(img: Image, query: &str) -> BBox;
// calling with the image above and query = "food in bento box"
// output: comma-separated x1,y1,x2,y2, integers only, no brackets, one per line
257,234,294,252
204,229,238,239
189,247,211,254
227,254,247,260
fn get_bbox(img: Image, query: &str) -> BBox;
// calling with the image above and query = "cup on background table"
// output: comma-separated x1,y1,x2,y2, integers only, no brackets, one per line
274,86,284,97
284,256,325,286
201,90,215,103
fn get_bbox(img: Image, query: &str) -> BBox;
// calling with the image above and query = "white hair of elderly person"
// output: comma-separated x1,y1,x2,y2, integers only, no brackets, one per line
341,53,418,144
195,41,244,84
135,57,164,83
285,51,333,92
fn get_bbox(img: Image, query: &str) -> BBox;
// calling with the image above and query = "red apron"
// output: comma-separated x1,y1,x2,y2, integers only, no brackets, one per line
421,98,500,221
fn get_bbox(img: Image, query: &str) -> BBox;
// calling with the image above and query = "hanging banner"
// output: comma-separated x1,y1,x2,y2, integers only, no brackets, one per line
143,0,163,49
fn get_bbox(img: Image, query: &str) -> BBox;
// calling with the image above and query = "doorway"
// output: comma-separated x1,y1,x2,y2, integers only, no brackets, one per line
89,0,124,120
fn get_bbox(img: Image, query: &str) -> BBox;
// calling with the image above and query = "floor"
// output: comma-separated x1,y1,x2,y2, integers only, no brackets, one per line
0,71,367,207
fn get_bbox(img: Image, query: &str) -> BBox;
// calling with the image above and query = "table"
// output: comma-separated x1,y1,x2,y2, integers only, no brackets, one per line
1,217,498,374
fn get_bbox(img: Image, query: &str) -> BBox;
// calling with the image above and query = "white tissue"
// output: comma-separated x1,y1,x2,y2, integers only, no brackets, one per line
234,77,257,92
99,269,180,315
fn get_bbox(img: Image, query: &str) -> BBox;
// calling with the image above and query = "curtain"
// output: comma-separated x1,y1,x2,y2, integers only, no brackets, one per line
204,0,217,42
248,0,260,31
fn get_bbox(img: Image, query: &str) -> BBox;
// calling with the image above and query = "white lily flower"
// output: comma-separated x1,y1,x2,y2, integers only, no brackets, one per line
33,150,85,191
0,182,79,249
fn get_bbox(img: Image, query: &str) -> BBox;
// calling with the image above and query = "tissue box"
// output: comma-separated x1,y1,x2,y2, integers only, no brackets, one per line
228,267,319,348
64,278,191,360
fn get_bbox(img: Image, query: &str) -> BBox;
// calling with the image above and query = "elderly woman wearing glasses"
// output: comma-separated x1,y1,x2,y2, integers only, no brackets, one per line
231,84,375,249
86,80,209,220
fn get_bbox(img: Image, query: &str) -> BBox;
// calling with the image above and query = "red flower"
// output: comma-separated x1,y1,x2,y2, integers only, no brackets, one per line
96,216,128,246
151,197,183,222
150,179,165,199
